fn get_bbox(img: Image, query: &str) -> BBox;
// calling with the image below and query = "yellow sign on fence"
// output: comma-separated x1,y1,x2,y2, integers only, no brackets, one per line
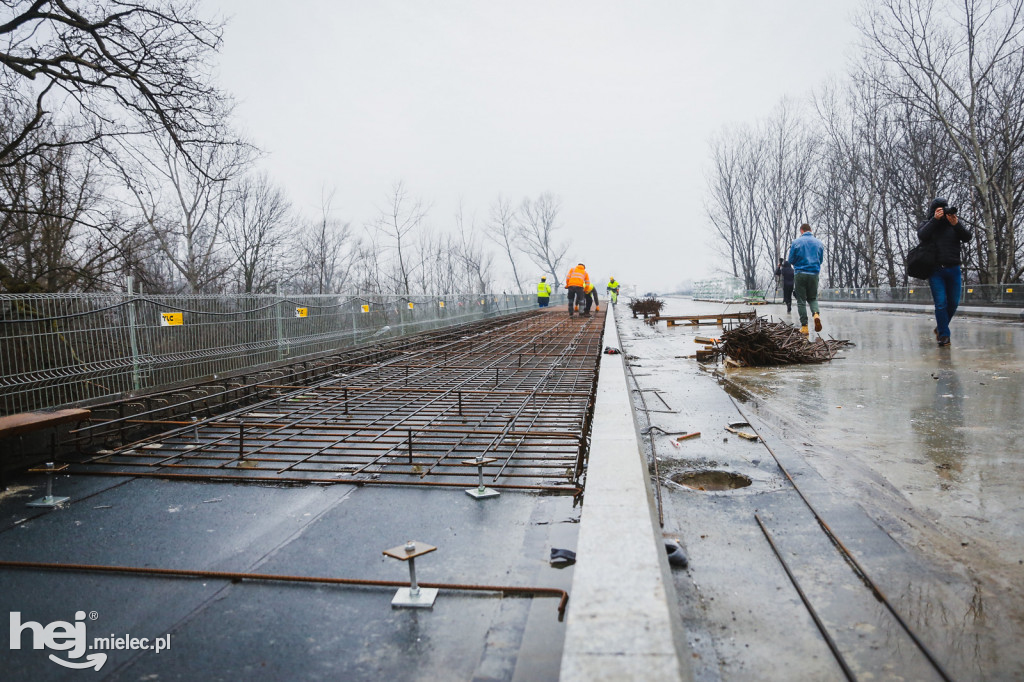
294,307,308,318
160,312,183,327
361,304,370,313
408,302,414,309
439,301,445,308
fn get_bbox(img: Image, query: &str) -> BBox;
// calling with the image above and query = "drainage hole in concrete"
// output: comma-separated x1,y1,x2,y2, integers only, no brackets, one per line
670,471,752,491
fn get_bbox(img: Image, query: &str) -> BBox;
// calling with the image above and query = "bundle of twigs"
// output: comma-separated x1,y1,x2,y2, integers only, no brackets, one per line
718,317,854,366
629,296,665,318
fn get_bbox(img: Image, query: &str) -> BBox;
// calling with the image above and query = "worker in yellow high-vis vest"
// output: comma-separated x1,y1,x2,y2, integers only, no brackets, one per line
537,276,553,307
606,277,620,305
583,282,599,316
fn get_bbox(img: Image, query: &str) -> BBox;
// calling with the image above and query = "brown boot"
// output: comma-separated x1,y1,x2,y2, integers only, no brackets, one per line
813,313,822,332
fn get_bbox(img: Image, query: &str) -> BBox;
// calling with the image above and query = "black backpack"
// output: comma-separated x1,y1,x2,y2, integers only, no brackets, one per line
906,240,938,280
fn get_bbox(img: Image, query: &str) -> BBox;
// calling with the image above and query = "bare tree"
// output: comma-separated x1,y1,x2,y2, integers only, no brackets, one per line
758,100,819,270
372,180,428,295
485,195,524,292
410,228,454,294
705,129,749,284
0,120,121,292
454,201,493,293
226,172,291,293
517,192,568,290
114,133,252,292
859,0,1024,282
294,191,355,295
706,125,782,291
0,0,229,169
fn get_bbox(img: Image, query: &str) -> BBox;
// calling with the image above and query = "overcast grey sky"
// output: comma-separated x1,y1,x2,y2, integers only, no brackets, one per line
207,0,863,292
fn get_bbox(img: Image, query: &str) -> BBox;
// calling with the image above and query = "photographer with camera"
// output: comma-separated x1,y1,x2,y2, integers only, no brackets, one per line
917,197,972,347
774,257,795,313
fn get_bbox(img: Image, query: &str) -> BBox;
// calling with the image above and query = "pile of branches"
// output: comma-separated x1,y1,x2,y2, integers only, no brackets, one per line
629,296,665,318
718,317,854,366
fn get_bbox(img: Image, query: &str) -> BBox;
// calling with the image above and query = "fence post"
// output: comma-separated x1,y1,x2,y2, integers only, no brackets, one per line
276,284,286,361
126,276,141,392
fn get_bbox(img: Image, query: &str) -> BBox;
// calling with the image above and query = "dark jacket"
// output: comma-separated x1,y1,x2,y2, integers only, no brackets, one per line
917,198,971,267
774,261,794,285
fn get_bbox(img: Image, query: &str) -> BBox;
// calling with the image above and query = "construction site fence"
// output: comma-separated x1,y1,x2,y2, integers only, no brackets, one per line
0,291,565,416
817,284,1024,307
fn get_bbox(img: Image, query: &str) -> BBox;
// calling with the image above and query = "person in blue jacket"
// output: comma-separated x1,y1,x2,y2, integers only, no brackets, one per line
787,223,825,335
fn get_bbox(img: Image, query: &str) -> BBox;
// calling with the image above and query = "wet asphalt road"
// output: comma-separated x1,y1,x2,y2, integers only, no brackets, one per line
0,466,578,680
617,297,1023,681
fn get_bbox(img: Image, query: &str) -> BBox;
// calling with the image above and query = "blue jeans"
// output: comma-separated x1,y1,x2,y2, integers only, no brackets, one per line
927,266,962,338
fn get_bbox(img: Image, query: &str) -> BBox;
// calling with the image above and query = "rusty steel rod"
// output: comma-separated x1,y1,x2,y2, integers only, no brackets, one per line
755,514,856,681
0,559,569,620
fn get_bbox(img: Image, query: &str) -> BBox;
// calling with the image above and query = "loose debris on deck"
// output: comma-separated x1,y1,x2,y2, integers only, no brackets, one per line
628,296,665,318
714,317,855,367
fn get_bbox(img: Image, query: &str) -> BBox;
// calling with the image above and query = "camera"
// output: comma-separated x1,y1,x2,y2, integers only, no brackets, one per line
946,206,958,215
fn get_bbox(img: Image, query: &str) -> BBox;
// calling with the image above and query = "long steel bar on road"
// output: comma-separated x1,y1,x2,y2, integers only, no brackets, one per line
0,559,569,619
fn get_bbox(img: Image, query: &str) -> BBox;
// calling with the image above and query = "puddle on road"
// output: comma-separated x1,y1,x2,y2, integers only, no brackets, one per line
670,470,752,491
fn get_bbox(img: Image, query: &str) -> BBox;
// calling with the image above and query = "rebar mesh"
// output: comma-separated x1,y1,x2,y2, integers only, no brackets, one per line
65,309,604,492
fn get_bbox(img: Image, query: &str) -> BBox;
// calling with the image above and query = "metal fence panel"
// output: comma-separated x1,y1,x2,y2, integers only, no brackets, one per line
818,284,1024,307
0,292,557,416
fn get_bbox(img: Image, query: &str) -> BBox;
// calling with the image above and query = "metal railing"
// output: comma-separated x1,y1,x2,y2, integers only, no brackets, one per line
818,284,1024,307
693,277,745,301
0,290,562,416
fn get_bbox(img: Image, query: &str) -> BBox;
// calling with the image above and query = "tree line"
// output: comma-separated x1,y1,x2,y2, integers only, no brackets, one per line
0,1,571,295
706,0,1024,291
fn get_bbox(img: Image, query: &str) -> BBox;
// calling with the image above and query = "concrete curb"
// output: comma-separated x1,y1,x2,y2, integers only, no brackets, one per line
559,306,692,682
817,300,1023,319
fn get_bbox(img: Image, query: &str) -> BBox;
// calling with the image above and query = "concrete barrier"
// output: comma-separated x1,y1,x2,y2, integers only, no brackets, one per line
559,306,692,681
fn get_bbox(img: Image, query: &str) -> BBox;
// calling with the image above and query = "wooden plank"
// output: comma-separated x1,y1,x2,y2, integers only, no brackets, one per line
652,312,755,325
0,408,91,439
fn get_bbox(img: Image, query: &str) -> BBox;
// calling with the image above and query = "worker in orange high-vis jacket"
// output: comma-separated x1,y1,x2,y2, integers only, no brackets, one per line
564,263,590,318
